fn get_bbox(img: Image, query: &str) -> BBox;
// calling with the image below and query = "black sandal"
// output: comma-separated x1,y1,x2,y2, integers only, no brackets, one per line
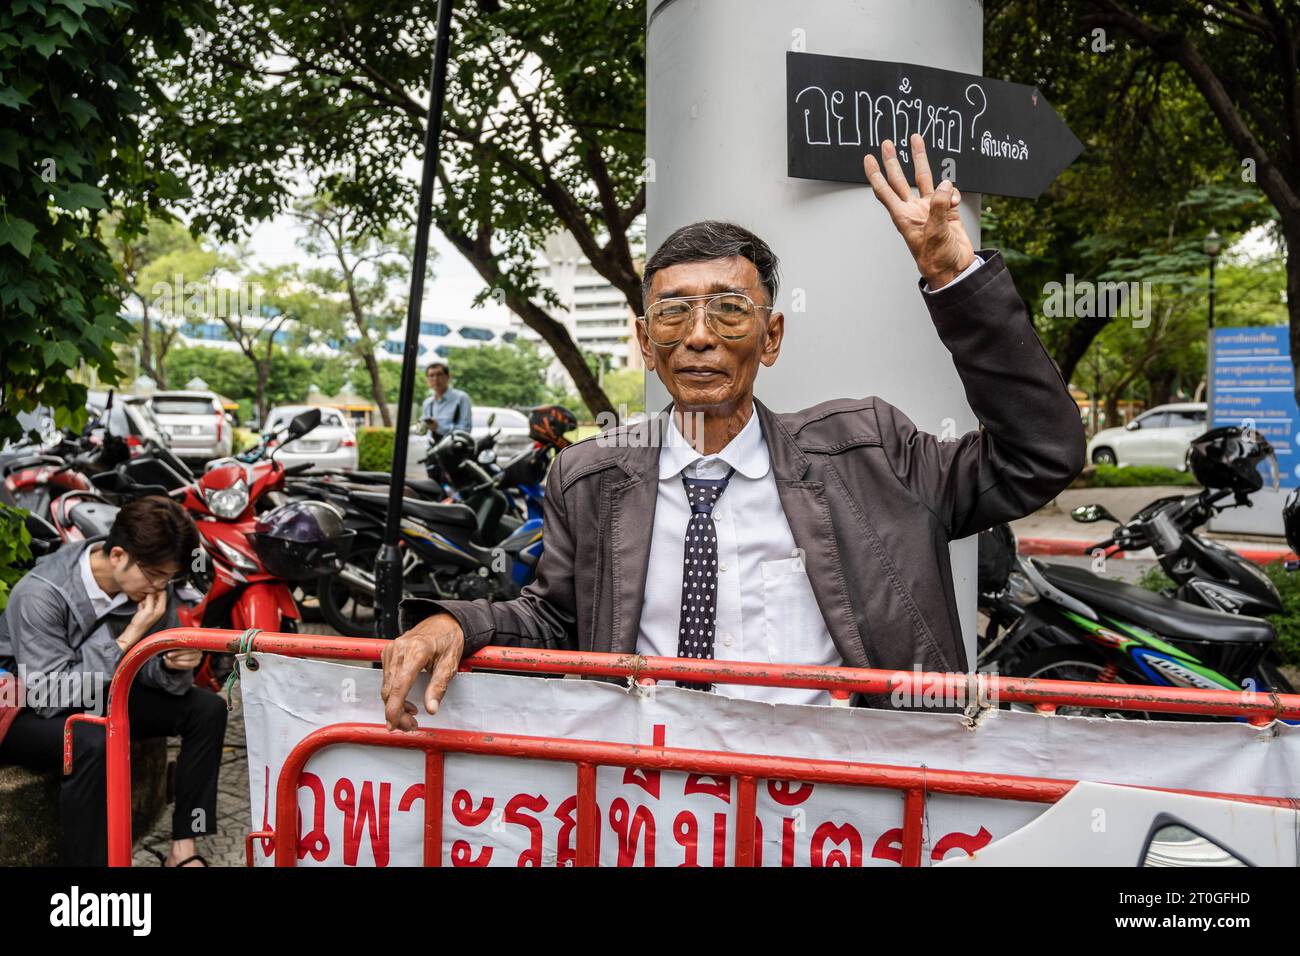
162,853,209,867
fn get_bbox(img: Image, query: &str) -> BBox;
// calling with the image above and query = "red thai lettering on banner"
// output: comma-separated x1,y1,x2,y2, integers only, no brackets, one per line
781,815,798,867
451,788,494,827
398,783,424,814
871,825,995,864
295,771,330,862
610,798,656,867
449,789,495,867
811,822,863,867
555,794,599,867
622,723,666,798
450,840,492,866
766,779,814,806
872,827,904,864
333,777,392,867
931,826,993,861
504,793,548,867
711,812,727,867
673,810,699,867
684,773,731,802
256,765,274,858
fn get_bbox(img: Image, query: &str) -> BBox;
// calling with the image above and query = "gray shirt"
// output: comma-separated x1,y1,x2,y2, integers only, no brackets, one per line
0,539,192,717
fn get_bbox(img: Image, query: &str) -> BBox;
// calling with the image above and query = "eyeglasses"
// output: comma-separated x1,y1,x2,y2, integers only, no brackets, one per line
638,292,772,348
126,558,185,591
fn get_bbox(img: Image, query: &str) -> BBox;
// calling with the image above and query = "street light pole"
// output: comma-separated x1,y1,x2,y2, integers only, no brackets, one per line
375,0,456,640
1204,228,1221,330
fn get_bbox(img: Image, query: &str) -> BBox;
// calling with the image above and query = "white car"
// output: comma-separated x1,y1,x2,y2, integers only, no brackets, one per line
1086,402,1207,470
148,391,233,464
264,405,359,472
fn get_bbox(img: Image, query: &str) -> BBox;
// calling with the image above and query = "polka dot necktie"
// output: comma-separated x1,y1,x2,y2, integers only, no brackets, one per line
676,465,736,691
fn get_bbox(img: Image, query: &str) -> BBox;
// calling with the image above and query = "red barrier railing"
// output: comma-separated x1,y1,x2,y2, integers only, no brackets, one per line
70,628,1300,867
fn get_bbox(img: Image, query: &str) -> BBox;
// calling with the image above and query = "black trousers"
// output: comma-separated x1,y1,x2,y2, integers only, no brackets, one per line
0,682,228,866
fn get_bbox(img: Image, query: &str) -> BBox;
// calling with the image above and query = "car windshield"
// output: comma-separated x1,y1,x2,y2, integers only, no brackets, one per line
153,397,215,415
474,408,527,429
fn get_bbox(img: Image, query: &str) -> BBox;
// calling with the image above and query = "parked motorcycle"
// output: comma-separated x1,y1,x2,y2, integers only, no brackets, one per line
309,404,575,637
977,425,1295,714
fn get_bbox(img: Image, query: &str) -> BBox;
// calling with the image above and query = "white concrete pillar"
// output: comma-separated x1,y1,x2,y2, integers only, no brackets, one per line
646,0,985,662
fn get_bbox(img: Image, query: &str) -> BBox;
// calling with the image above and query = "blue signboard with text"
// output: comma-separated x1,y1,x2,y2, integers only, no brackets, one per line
1209,326,1299,489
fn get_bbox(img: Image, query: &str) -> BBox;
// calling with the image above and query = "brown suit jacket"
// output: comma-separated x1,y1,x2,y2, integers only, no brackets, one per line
400,250,1085,681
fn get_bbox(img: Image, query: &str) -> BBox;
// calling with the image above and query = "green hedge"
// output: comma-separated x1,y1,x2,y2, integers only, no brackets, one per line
357,427,396,473
0,504,33,612
1138,563,1300,666
1086,464,1199,487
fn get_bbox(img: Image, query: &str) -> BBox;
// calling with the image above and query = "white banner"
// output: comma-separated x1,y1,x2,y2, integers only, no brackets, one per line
241,654,1300,866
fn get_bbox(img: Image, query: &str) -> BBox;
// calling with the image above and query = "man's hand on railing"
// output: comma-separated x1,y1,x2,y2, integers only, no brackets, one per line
380,612,466,731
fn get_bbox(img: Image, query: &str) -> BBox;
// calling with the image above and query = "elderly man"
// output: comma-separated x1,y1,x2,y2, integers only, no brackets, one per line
381,135,1085,724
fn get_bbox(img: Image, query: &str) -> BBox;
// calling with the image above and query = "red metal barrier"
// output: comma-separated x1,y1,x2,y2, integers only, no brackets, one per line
71,627,1300,867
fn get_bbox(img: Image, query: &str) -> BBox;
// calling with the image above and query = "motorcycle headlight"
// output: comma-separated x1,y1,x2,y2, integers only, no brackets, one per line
205,478,249,519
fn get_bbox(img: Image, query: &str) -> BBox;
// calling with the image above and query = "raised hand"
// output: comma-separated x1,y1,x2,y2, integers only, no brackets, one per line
864,134,976,290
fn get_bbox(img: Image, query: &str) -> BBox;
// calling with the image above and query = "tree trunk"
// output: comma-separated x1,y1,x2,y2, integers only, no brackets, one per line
434,214,614,419
140,298,154,382
1289,234,1300,411
1052,313,1111,389
363,350,392,426
255,363,269,425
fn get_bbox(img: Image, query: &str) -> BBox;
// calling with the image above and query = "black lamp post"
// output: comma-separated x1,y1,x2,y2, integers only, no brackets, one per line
375,0,456,640
1203,228,1222,329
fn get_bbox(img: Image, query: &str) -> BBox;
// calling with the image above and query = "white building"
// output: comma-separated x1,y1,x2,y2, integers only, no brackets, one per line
508,231,643,384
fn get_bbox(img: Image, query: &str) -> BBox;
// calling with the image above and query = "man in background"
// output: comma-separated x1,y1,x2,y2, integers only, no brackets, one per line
421,361,472,438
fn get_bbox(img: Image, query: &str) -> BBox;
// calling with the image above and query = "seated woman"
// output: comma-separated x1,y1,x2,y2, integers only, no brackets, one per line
0,496,226,867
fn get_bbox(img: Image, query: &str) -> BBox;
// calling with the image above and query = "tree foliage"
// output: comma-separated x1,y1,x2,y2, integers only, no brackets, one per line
145,0,646,419
0,0,207,444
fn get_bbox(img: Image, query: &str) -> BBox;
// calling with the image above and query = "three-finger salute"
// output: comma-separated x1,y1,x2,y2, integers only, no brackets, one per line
864,133,975,290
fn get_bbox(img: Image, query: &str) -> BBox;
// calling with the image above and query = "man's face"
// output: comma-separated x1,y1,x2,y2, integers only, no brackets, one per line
426,367,449,393
108,547,181,603
637,255,783,414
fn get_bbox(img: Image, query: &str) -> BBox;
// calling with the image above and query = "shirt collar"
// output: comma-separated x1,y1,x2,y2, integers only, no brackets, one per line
658,406,770,481
79,542,127,612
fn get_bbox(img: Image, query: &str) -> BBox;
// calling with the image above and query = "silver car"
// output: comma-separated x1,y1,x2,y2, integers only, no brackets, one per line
265,405,359,471
1086,402,1207,470
148,391,233,464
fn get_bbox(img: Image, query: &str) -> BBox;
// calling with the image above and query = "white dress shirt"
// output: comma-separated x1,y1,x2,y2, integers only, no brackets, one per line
80,543,128,643
636,411,841,706
634,255,986,706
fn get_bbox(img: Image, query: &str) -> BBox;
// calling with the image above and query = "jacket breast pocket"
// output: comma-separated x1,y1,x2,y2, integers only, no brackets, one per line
760,557,837,667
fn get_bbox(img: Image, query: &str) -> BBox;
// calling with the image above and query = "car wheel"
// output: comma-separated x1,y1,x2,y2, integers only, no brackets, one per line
1090,446,1117,466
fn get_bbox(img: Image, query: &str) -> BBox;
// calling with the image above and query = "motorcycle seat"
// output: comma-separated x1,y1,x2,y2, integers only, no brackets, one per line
349,490,477,529
1040,562,1275,645
404,479,447,499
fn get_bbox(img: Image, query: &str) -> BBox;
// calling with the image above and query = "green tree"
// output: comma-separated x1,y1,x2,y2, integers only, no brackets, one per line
292,193,429,426
983,2,1278,386
444,341,557,408
146,0,646,419
0,0,205,444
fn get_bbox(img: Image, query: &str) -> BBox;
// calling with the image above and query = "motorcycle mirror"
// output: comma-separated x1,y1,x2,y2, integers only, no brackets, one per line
487,412,496,427
287,408,322,439
1071,504,1120,524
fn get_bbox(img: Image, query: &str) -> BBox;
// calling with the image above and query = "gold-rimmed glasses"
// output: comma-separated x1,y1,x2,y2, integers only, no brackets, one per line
638,292,772,348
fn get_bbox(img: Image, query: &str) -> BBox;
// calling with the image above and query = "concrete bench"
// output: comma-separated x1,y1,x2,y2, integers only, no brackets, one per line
0,737,169,866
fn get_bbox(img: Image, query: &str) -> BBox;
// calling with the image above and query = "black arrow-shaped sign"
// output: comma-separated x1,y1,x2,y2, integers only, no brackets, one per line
786,52,1083,199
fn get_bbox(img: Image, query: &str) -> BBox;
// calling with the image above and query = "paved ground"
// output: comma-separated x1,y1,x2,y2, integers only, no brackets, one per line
130,621,340,868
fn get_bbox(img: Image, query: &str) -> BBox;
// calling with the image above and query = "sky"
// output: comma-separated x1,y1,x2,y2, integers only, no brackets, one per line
244,210,517,329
